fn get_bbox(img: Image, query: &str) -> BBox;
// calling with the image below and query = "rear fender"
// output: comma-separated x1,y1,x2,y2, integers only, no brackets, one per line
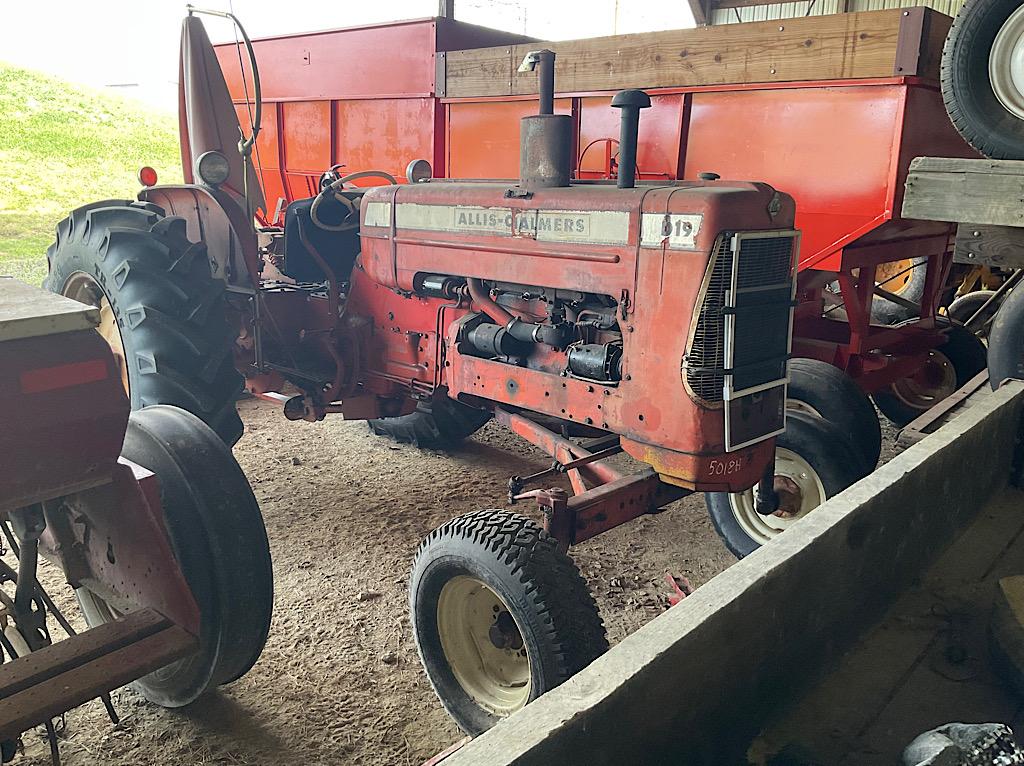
140,184,260,290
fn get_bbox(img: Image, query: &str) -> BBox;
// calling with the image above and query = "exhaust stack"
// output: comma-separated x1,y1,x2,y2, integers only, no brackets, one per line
518,50,572,188
611,89,652,189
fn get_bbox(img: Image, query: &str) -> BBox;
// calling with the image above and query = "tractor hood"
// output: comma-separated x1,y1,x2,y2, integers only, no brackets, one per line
178,14,265,217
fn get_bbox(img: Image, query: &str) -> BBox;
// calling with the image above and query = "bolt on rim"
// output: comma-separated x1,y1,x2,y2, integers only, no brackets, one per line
990,4,1024,121
63,272,129,394
436,575,531,716
728,447,827,545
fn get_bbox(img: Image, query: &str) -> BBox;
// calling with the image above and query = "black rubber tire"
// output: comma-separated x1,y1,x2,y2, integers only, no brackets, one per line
989,285,1024,387
788,358,882,470
44,200,244,445
947,289,999,328
77,405,273,707
872,320,988,426
410,510,607,735
942,0,1024,159
871,256,928,325
370,390,490,448
705,411,866,559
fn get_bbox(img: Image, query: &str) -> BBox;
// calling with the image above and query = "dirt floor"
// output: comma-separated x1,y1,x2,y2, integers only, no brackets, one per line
14,401,902,766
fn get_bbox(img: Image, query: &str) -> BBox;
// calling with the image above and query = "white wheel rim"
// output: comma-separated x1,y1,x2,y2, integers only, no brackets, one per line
728,447,827,545
437,576,531,716
889,350,957,411
990,4,1024,120
785,398,821,418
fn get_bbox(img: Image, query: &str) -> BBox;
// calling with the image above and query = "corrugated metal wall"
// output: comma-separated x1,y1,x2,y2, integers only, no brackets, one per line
709,0,963,24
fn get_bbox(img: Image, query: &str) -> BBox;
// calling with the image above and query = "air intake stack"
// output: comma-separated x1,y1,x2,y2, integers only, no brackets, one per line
518,50,572,188
611,89,652,189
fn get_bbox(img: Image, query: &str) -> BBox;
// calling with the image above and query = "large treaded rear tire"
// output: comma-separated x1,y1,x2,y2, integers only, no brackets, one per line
410,510,607,734
77,406,273,707
44,200,244,445
942,0,1024,159
369,391,490,448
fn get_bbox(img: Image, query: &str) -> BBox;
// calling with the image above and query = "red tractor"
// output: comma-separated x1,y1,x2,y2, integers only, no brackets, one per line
43,10,878,732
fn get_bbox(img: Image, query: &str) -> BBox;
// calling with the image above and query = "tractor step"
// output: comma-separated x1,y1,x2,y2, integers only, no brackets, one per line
0,608,197,740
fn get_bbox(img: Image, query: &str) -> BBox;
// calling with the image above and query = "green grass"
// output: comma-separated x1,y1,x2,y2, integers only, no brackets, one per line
0,62,182,285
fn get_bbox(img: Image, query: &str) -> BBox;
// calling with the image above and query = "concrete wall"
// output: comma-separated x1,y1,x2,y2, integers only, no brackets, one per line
444,382,1024,766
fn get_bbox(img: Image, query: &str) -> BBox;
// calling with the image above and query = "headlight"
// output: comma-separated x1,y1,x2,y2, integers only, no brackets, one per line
405,158,432,184
195,151,231,187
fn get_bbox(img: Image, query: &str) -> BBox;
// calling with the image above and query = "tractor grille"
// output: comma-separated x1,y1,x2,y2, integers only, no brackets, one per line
685,232,796,403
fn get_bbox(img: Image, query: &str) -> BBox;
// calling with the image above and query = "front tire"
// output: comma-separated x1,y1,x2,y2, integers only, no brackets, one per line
705,411,865,559
76,406,273,707
942,0,1024,158
788,358,882,470
410,510,607,734
45,200,244,445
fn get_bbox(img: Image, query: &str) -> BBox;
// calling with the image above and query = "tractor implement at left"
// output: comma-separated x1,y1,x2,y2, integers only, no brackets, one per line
0,278,272,763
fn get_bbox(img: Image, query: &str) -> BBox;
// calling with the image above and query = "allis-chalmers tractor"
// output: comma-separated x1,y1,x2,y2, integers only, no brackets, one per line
43,10,879,732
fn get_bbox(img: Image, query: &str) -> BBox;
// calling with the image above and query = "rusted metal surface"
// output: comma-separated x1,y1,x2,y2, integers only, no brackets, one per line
495,408,691,549
38,460,201,637
0,608,197,742
897,369,991,448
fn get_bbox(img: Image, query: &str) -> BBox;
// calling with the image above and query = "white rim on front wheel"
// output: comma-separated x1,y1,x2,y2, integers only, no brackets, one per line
991,4,1024,121
729,448,827,545
437,576,531,716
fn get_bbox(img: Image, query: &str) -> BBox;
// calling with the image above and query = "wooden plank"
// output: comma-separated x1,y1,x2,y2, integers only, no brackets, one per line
955,224,1024,268
445,9,947,99
904,157,1024,227
444,45,515,98
0,278,98,342
0,614,197,740
0,609,170,700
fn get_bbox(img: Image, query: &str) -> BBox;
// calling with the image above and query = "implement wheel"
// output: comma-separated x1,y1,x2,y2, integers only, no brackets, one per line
705,411,865,558
44,200,244,445
410,510,607,734
76,406,273,707
871,256,928,325
872,321,988,426
943,0,1024,158
370,389,490,449
948,289,999,332
989,285,1024,386
788,358,882,470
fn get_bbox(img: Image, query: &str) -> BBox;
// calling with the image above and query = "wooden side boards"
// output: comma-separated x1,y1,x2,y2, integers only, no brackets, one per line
440,7,951,98
903,157,1024,268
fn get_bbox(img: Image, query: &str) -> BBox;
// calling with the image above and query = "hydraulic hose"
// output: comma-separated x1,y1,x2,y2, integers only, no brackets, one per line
467,279,516,326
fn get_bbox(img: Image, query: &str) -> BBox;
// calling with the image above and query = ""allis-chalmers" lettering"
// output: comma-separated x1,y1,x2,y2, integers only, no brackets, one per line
454,208,589,236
